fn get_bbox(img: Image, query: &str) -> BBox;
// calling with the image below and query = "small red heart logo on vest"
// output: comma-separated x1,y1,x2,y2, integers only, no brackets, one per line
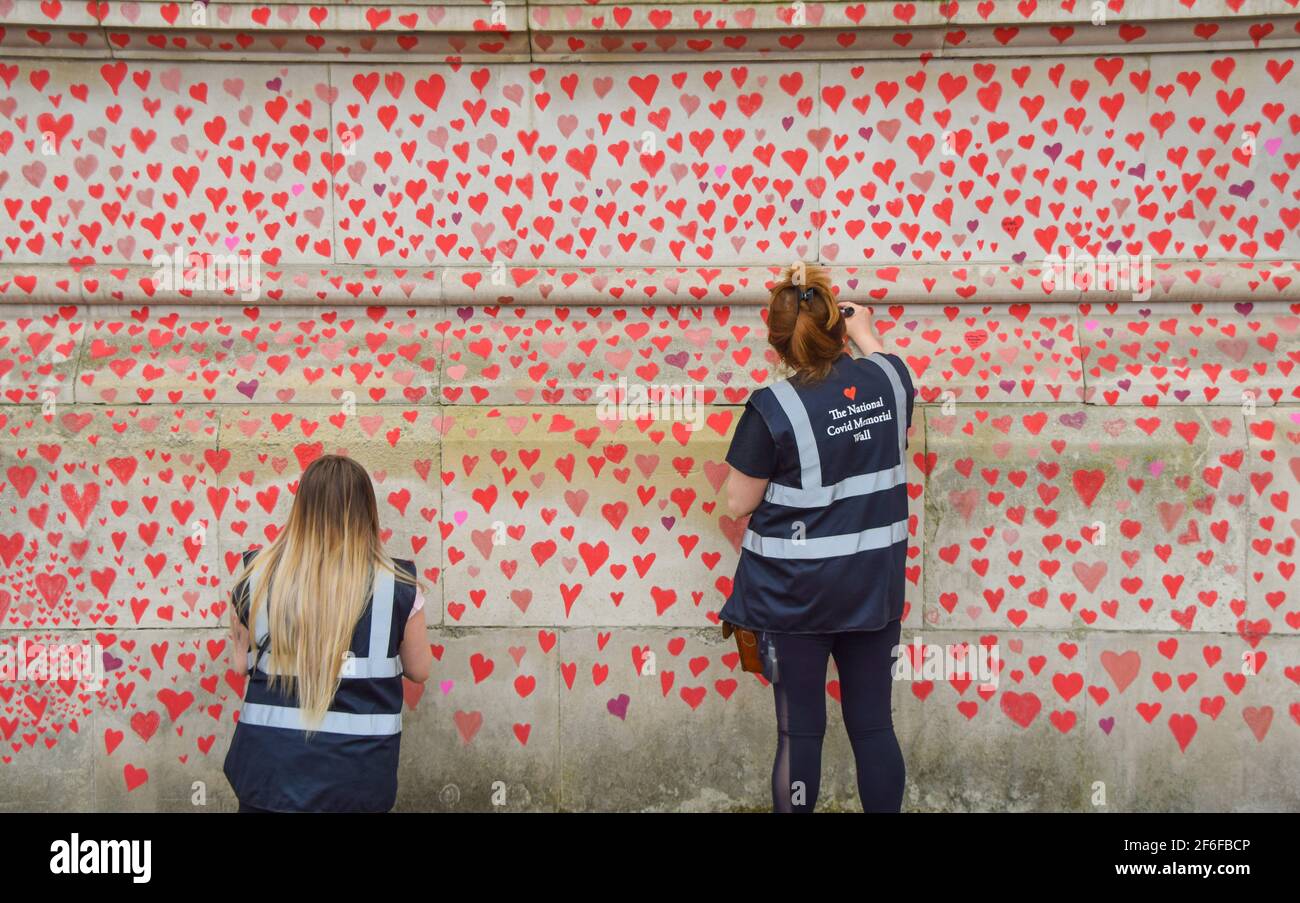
843,386,857,400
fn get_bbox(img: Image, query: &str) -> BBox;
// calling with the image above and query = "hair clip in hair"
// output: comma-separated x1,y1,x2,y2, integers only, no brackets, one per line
797,286,815,306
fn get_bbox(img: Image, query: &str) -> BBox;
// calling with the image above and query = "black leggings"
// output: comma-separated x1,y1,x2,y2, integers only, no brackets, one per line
769,619,905,813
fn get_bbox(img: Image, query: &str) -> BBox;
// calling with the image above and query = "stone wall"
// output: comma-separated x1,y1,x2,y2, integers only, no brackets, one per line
0,0,1297,811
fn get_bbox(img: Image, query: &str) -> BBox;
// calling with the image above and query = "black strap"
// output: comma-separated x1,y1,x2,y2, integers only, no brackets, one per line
250,627,270,677
239,549,270,677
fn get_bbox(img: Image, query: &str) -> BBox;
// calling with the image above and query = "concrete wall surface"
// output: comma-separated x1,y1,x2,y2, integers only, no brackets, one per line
0,0,1297,810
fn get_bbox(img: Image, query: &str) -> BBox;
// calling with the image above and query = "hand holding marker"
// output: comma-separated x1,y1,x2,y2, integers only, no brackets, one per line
840,302,885,357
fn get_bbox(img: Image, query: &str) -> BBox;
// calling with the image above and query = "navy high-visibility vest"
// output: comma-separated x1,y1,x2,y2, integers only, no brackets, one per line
223,549,417,812
720,352,914,633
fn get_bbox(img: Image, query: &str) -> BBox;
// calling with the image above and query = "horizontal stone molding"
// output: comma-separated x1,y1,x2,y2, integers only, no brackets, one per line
0,0,1297,61
6,300,1298,410
1,261,1296,305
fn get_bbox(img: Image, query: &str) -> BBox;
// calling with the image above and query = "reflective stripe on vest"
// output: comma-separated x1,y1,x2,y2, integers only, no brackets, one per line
245,567,401,679
769,378,822,490
742,517,909,559
240,564,403,737
866,352,908,462
763,462,906,509
759,354,909,510
238,703,402,737
743,354,910,559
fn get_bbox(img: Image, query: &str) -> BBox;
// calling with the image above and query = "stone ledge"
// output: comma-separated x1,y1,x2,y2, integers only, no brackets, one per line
0,0,1296,61
1,261,1296,305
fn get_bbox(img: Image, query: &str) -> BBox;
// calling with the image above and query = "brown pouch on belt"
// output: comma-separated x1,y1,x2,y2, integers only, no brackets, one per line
721,621,763,673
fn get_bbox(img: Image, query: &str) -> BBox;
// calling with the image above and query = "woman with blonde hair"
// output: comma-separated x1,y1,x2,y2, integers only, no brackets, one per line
224,454,433,812
719,262,915,813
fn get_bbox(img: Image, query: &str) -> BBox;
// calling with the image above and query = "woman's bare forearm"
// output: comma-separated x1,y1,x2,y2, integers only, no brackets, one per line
841,302,885,356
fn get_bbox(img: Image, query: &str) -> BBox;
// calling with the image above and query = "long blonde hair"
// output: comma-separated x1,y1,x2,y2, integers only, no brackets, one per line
237,454,417,726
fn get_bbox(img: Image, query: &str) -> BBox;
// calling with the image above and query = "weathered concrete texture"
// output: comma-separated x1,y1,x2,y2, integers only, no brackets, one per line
75,306,443,406
6,261,1299,307
896,629,1092,812
1081,631,1300,813
0,629,239,812
814,56,1144,266
0,0,1291,63
0,633,96,811
1,357,1297,810
902,411,927,632
1,60,335,267
0,306,81,405
939,0,1299,58
396,627,561,812
91,2,535,64
900,627,1300,812
559,625,776,811
1080,302,1300,407
2,54,1295,273
215,405,443,595
0,405,222,630
1147,51,1294,263
2,301,1098,407
1245,407,1300,636
439,405,737,627
91,629,239,812
2,33,1299,811
3,396,1297,810
6,622,1296,811
439,304,774,407
880,302,1085,404
923,405,1250,634
5,302,1296,409
555,626,865,812
437,301,1088,409
328,61,823,267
